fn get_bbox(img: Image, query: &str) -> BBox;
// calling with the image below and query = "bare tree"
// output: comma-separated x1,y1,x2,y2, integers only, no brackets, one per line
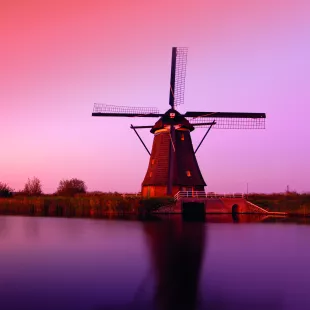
56,178,87,196
0,182,13,197
23,177,42,196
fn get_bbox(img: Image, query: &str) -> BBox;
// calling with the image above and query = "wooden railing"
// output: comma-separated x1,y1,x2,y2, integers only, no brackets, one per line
174,191,244,201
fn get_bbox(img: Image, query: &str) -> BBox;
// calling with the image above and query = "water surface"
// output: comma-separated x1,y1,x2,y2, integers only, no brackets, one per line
0,215,310,310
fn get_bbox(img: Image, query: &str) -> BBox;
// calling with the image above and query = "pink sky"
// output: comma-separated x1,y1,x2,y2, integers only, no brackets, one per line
1,0,309,194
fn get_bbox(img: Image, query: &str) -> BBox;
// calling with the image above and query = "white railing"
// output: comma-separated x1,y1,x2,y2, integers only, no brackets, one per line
174,191,206,201
174,191,244,201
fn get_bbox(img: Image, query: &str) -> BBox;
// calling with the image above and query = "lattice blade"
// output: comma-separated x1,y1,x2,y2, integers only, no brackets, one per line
173,47,188,107
92,103,162,117
184,111,266,118
189,117,265,129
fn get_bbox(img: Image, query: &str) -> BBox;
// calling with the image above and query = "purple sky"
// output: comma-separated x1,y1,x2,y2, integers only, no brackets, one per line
1,0,309,194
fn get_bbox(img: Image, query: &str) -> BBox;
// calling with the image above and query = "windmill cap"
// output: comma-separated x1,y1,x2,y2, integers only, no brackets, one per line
150,109,194,133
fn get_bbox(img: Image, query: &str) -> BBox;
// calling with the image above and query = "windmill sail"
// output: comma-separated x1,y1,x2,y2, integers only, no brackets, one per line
185,111,266,129
92,103,161,117
169,47,188,108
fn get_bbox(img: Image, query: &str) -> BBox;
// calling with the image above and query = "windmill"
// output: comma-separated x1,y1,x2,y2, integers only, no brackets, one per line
92,47,266,197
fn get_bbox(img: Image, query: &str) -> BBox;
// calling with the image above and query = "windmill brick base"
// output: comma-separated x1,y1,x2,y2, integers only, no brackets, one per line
141,110,206,197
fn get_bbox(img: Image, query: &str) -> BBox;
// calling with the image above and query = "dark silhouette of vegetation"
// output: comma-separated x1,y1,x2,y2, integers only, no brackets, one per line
23,177,42,196
56,178,87,196
248,192,310,214
0,182,13,198
0,192,173,218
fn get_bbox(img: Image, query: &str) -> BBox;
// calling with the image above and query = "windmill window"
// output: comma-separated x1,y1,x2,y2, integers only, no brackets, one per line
151,159,155,165
181,133,185,141
149,172,153,177
186,170,191,177
170,113,175,119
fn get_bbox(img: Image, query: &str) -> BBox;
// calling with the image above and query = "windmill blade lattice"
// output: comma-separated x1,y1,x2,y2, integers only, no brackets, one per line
189,116,265,129
92,103,161,117
186,112,266,129
173,47,188,107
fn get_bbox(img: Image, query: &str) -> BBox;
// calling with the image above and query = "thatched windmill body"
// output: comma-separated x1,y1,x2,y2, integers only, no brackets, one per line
92,48,266,197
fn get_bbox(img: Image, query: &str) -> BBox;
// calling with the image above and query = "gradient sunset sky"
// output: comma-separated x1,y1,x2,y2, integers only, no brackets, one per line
1,0,309,194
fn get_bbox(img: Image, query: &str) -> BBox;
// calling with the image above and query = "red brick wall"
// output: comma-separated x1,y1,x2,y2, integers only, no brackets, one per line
141,186,179,197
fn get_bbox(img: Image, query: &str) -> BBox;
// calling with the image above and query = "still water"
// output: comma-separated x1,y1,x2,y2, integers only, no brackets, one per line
0,215,310,310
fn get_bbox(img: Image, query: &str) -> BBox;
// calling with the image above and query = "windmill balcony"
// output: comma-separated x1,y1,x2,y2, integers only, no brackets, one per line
174,191,207,201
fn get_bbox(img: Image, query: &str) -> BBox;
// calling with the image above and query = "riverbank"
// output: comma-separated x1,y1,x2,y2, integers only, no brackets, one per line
0,194,174,217
0,192,309,218
247,192,310,216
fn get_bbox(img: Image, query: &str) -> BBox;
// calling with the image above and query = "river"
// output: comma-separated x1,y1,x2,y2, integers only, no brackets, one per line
0,215,310,310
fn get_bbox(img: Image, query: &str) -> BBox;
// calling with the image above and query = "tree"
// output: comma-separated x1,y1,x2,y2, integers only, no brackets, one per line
0,182,13,197
23,177,42,196
56,178,87,196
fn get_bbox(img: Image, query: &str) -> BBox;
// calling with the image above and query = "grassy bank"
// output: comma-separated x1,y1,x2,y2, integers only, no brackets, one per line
247,192,310,215
1,192,310,218
0,193,174,218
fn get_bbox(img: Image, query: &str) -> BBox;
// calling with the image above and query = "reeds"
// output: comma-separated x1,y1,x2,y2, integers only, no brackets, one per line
247,192,310,215
2,192,309,217
0,194,173,218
